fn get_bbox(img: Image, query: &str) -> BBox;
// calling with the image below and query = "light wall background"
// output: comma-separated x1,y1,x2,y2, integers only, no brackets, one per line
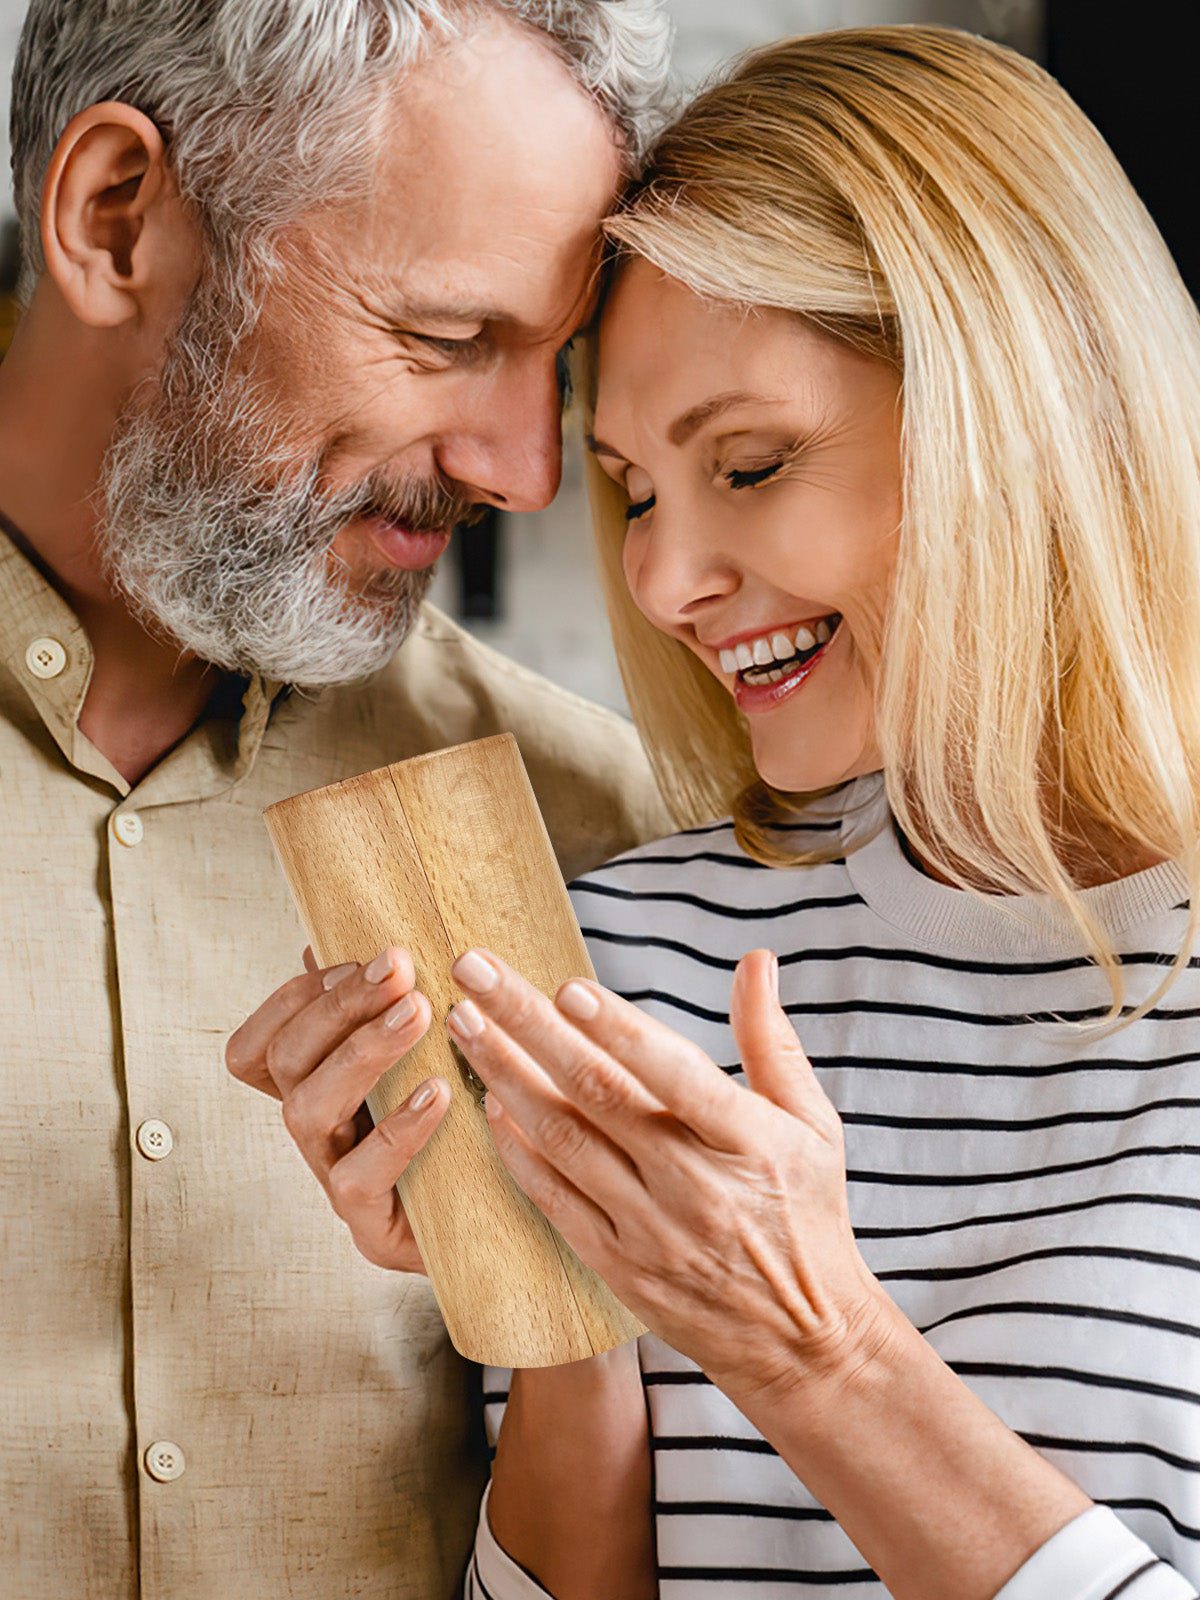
0,0,1043,711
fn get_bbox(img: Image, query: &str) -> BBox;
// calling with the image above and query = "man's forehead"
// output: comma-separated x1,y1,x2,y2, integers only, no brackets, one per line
364,252,604,340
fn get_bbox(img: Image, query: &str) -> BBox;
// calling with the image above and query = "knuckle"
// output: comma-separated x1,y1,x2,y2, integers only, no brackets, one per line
575,1061,628,1118
327,1162,373,1215
263,1034,294,1090
280,1088,321,1152
538,1111,588,1167
327,973,365,1025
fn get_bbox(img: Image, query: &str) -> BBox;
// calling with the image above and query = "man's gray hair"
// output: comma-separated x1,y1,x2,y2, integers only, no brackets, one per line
9,0,673,294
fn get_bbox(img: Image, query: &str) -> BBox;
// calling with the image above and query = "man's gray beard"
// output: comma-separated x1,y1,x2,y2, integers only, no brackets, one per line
98,273,462,690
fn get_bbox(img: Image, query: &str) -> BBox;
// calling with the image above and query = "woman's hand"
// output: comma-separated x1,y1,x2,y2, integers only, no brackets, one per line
225,946,450,1272
446,945,887,1405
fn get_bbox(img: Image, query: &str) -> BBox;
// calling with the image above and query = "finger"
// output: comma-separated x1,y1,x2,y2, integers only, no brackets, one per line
449,950,675,1140
226,967,332,1099
303,946,319,974
326,1077,451,1272
265,946,417,1098
281,989,433,1181
445,991,647,1207
484,1095,619,1264
730,950,837,1132
453,953,750,1153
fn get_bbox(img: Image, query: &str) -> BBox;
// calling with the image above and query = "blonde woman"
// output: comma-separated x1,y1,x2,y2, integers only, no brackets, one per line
232,25,1200,1600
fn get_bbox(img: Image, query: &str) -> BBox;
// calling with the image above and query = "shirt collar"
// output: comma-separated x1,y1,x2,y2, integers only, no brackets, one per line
0,517,283,803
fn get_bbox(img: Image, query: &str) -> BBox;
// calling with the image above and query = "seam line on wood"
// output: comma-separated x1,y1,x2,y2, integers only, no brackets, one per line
385,758,596,1350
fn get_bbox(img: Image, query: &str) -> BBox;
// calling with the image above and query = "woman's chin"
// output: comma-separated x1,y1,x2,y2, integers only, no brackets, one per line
751,738,882,795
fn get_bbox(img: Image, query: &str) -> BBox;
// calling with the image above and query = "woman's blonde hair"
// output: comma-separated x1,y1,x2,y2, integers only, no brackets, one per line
587,24,1200,1018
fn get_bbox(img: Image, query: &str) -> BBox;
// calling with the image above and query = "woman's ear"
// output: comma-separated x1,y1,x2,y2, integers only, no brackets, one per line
39,101,195,329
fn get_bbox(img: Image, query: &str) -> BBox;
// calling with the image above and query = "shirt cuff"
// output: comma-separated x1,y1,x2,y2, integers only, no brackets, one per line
993,1506,1196,1600
466,1483,556,1600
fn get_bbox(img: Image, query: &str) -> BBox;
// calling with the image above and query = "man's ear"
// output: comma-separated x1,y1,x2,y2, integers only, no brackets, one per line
40,101,195,329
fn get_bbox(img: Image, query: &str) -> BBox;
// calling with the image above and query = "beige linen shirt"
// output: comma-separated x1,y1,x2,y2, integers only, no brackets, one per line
0,524,670,1600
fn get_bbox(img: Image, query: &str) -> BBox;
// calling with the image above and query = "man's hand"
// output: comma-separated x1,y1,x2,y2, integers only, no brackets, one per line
225,946,449,1271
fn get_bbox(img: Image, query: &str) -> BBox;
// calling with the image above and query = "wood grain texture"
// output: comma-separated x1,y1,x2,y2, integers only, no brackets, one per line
264,734,643,1366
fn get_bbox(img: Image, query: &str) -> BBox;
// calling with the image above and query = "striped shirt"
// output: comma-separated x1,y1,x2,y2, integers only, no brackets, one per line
467,775,1200,1600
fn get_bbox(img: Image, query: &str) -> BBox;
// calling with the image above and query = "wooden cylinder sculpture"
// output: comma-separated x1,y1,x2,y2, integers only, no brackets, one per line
263,734,643,1367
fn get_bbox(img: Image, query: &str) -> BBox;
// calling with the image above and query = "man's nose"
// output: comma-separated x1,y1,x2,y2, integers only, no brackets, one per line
437,354,564,514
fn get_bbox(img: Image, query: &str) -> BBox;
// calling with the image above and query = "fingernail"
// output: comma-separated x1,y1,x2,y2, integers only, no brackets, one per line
407,1080,437,1113
452,951,498,995
364,950,395,984
557,980,600,1021
322,963,358,991
384,994,417,1029
447,1000,484,1040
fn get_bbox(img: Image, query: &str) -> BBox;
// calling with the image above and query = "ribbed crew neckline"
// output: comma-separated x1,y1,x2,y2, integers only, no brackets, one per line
840,774,1189,958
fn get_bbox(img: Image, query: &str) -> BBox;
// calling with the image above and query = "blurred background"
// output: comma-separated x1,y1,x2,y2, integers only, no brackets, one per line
1,0,1193,714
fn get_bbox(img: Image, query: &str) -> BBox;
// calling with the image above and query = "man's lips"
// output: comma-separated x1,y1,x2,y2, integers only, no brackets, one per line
358,511,453,571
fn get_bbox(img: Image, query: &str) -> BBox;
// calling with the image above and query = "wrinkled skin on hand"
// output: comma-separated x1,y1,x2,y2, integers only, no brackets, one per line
446,946,889,1404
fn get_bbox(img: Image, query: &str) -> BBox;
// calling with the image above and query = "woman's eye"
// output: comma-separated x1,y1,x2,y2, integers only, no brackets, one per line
625,494,656,523
727,461,785,490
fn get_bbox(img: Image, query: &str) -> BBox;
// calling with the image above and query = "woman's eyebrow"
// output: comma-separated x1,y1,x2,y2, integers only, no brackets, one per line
588,392,783,462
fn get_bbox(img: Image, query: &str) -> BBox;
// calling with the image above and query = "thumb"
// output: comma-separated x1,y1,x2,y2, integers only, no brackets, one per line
730,949,829,1123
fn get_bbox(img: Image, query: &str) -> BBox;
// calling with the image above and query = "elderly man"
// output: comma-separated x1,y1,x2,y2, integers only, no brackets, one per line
0,2,671,1595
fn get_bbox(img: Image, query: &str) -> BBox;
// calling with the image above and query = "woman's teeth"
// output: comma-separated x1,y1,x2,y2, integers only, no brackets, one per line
719,616,839,683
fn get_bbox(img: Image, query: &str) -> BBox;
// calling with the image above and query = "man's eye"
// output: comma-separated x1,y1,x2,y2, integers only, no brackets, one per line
727,461,785,490
394,331,474,362
625,494,656,523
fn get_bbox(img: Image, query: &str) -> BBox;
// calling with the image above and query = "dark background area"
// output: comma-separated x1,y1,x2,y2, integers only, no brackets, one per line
1045,0,1199,302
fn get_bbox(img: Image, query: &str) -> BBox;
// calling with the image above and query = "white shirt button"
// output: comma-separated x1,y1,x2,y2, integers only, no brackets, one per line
143,1441,186,1483
135,1119,174,1161
24,637,67,680
111,812,144,848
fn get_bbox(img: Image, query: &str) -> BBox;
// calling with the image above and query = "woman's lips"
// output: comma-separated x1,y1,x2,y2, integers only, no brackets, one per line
732,626,839,715
360,513,453,571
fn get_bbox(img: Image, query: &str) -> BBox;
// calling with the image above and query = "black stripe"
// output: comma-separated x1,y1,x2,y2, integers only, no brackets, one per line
468,1553,497,1600
1023,1433,1200,1476
655,1500,834,1523
919,1298,1200,1343
1104,1497,1200,1544
842,1098,1200,1135
572,880,864,918
481,1391,509,1406
786,997,1200,1028
616,992,1200,1032
1103,1560,1160,1600
849,1144,1200,1190
857,1189,1200,1241
659,1566,876,1586
582,850,778,873
584,928,1197,981
877,1242,1200,1284
807,1049,1200,1080
950,1360,1200,1412
655,1434,780,1455
645,1370,711,1386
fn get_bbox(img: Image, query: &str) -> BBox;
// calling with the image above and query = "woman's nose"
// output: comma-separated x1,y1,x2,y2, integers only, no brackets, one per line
623,507,739,633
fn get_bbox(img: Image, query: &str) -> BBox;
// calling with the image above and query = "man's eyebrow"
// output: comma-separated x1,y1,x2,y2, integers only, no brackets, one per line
387,296,501,328
587,391,781,463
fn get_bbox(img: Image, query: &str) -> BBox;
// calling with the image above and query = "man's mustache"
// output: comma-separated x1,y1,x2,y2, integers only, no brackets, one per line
346,467,489,536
